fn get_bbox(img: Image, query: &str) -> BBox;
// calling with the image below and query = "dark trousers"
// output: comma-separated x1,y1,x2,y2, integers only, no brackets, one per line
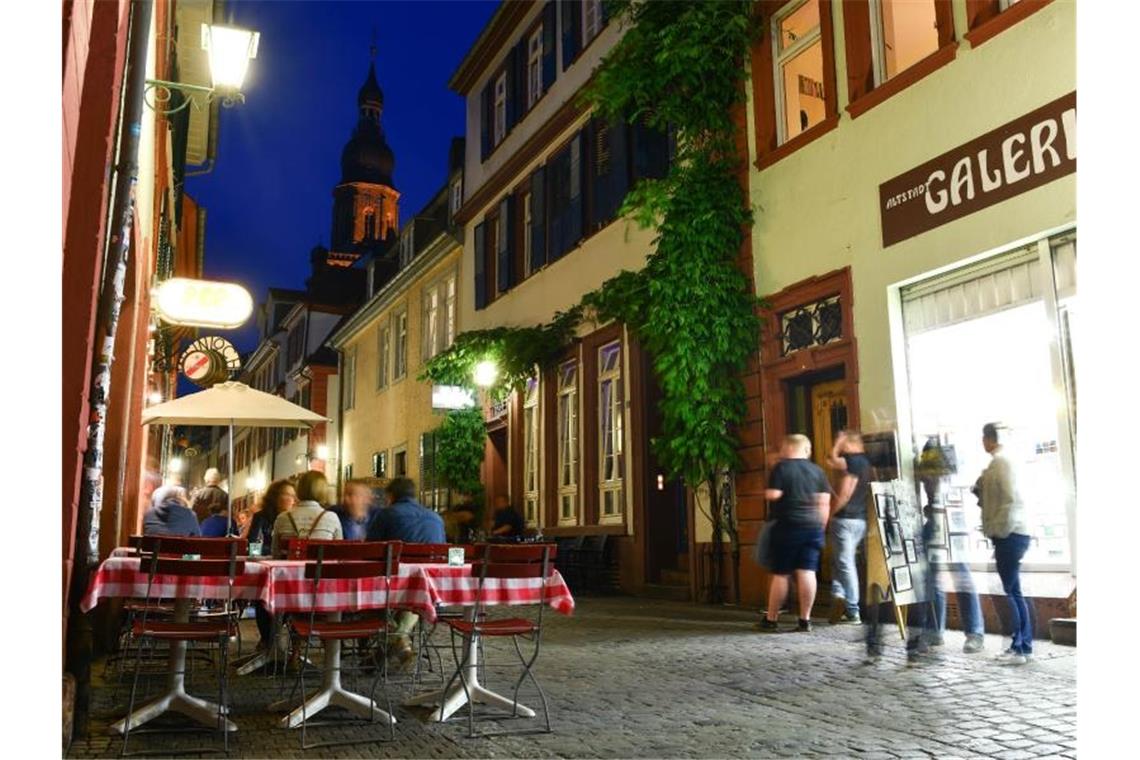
255,602,273,644
994,533,1033,654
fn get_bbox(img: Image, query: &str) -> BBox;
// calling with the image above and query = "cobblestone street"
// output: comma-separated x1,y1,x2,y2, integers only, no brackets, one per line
68,597,1076,758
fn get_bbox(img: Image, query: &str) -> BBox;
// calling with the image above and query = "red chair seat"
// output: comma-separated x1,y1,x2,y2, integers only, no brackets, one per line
446,618,538,637
124,601,176,615
293,619,390,640
132,619,234,642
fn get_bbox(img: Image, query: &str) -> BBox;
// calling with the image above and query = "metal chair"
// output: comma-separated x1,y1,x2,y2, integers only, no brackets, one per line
440,542,556,737
121,536,245,756
287,540,403,749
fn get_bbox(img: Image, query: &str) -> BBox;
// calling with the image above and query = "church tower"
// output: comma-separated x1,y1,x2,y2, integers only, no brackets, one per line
327,51,400,267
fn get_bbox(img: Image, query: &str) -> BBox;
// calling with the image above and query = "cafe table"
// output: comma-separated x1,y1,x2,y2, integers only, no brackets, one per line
402,564,575,723
80,555,269,734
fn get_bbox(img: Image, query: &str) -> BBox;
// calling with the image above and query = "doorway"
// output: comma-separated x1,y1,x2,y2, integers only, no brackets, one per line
644,353,689,587
484,425,509,528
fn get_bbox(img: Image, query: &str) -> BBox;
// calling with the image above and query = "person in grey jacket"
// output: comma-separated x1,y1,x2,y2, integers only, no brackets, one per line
979,423,1033,665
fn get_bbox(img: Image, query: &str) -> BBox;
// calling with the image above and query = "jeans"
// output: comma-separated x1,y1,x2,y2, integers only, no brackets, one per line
829,518,867,615
933,563,985,636
994,533,1033,654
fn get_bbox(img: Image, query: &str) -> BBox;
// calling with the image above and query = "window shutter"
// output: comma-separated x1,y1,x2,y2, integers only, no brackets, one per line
592,116,629,227
530,166,547,272
505,47,519,131
842,0,874,103
561,0,581,70
497,196,515,293
473,222,487,310
542,1,557,90
548,147,567,261
566,132,584,250
632,117,670,181
479,83,491,161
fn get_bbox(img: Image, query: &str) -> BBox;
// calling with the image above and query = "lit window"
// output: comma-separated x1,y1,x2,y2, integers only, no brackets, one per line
557,361,579,525
527,27,543,108
597,341,623,522
583,0,603,45
523,377,540,526
870,0,939,84
493,72,507,145
393,310,408,380
772,0,825,145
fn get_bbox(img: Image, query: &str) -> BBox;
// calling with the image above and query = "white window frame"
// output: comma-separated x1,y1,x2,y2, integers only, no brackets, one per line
527,27,543,109
522,192,533,277
399,230,414,268
393,309,408,381
597,341,624,525
343,349,356,411
443,271,457,349
422,284,440,362
372,450,388,478
450,177,463,216
377,323,390,390
557,360,580,526
868,0,939,87
770,0,824,146
523,376,541,527
493,72,507,145
583,0,603,45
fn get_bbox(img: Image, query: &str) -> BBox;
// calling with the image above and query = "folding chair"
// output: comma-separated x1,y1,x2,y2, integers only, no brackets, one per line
397,543,479,687
121,536,245,756
287,540,403,749
440,542,556,737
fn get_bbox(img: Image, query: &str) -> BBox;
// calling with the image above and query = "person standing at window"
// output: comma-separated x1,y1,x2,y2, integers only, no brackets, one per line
826,430,870,625
979,423,1033,665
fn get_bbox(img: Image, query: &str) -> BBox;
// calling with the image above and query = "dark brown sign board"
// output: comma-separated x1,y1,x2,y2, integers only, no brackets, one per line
880,91,1075,248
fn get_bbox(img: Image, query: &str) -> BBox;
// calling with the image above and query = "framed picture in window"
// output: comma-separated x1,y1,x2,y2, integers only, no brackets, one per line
903,539,917,564
949,534,971,561
946,507,969,534
891,565,912,593
928,509,948,548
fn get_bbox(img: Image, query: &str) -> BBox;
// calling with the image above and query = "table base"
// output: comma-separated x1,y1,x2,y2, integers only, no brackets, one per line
110,686,238,735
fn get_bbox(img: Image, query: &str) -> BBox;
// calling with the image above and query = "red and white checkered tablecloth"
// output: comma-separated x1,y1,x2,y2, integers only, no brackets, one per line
417,564,576,617
256,560,439,619
79,557,269,612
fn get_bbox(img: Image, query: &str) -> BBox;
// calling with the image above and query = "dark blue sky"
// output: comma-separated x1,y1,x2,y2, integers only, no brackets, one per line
185,0,496,353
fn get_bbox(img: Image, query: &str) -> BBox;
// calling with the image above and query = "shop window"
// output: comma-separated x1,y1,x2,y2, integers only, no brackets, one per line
557,361,580,525
773,0,827,144
597,341,624,523
779,295,842,357
523,377,540,526
899,234,1076,569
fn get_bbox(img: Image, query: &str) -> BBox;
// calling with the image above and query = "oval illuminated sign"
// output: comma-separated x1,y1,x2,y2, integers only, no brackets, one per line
154,278,253,329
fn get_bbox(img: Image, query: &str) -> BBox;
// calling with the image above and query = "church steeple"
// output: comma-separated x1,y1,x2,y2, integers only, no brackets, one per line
328,47,401,263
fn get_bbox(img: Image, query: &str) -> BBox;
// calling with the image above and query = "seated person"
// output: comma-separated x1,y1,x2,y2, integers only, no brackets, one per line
196,486,236,537
271,471,341,558
366,477,446,666
491,495,526,539
143,485,201,537
333,479,380,541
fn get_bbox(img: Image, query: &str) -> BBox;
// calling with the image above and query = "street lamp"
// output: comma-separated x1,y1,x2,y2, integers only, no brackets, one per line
246,474,266,492
145,23,260,114
168,457,184,474
473,360,499,388
315,444,329,461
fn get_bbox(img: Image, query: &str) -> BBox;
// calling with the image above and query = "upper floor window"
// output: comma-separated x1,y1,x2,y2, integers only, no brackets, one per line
443,272,457,349
399,230,414,268
363,208,377,240
869,0,940,85
450,177,463,217
377,323,390,389
372,450,387,478
773,0,826,144
527,27,543,109
965,0,1049,48
583,0,603,45
557,361,580,526
493,72,507,146
597,341,624,523
421,284,440,362
287,324,305,367
523,376,540,526
393,309,408,380
393,445,408,477
343,349,356,411
522,191,534,278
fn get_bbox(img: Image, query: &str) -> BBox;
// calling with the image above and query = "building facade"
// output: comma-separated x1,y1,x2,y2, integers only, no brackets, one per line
725,0,1076,625
451,1,683,596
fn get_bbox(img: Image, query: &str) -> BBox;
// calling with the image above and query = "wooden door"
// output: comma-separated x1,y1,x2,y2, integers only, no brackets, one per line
811,379,848,591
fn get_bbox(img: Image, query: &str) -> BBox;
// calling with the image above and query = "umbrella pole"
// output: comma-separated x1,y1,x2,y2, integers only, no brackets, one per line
227,420,234,536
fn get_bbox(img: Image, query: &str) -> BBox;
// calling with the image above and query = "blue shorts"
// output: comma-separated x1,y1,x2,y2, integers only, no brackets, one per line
770,523,825,574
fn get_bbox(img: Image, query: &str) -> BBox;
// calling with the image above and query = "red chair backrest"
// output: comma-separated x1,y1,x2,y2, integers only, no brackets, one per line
139,535,247,558
303,560,397,580
301,540,402,562
153,558,246,577
400,542,477,563
473,543,556,579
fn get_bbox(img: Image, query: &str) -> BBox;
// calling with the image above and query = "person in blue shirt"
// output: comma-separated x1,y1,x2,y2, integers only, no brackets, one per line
366,477,446,666
143,485,201,537
334,479,381,541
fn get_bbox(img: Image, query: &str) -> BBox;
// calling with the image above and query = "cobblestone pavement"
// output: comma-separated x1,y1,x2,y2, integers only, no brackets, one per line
68,597,1076,758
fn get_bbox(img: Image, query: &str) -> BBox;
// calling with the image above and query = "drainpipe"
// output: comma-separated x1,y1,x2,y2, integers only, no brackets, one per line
65,0,153,737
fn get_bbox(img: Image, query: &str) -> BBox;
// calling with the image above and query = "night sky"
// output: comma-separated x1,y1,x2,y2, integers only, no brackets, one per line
185,0,497,354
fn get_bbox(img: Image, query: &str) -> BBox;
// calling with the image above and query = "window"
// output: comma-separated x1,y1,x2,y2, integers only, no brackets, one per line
393,310,408,380
343,349,356,410
393,446,408,477
526,26,540,108
869,0,940,85
420,431,447,511
583,0,603,45
422,285,440,362
450,177,462,216
523,377,540,526
557,361,580,525
493,72,507,146
399,230,414,268
287,324,305,367
363,208,376,240
772,0,827,145
965,0,1049,48
372,450,387,478
548,135,584,261
597,341,624,522
377,324,390,389
443,272,457,349
522,191,534,277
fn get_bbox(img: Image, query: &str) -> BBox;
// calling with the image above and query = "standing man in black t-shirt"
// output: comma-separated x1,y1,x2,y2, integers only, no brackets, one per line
757,435,831,633
826,430,872,625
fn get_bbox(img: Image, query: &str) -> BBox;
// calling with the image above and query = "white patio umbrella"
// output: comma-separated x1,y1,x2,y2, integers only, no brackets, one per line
141,381,328,532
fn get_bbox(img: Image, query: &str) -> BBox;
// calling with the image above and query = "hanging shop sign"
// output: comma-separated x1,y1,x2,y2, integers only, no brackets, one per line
432,384,477,411
154,277,254,329
181,336,242,388
879,91,1075,248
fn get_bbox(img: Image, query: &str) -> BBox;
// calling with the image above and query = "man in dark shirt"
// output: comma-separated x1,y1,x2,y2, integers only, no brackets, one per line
758,435,830,633
334,479,380,541
826,430,872,624
490,495,526,539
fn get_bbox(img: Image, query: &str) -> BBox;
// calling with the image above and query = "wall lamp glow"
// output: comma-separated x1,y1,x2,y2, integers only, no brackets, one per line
473,360,499,388
144,23,260,114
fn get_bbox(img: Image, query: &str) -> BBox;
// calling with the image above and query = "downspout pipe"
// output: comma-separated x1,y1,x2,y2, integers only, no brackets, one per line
65,0,153,737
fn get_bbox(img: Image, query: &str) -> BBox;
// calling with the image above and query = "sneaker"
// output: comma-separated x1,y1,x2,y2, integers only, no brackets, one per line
926,633,945,647
838,611,862,625
754,618,780,633
994,648,1022,663
963,635,985,654
828,597,847,624
999,652,1029,666
797,618,812,633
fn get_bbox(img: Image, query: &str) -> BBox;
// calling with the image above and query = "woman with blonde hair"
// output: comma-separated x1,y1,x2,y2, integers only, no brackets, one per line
271,470,342,557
